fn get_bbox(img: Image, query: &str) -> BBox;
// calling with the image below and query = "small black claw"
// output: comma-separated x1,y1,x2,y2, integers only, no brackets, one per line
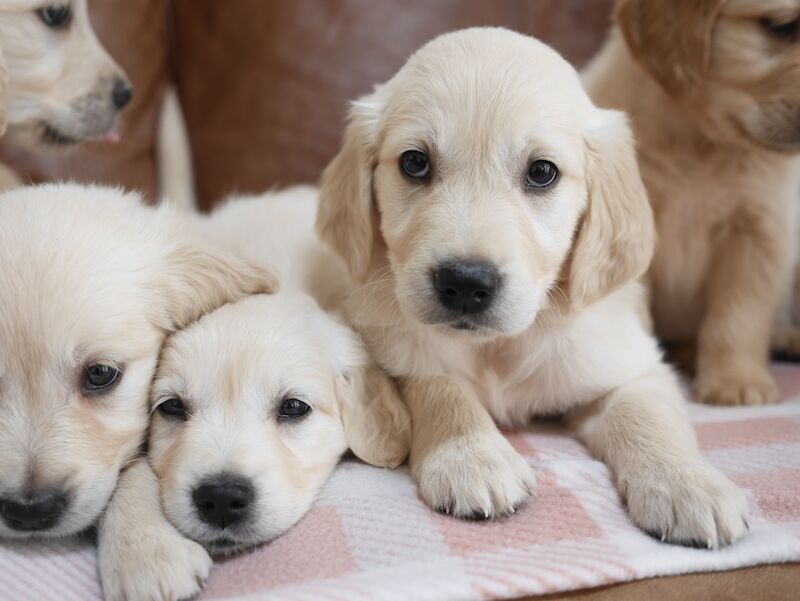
644,529,710,549
676,538,710,550
464,509,491,521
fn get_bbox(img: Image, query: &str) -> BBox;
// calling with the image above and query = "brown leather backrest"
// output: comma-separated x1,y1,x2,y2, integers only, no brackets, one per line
0,1,613,209
171,0,613,210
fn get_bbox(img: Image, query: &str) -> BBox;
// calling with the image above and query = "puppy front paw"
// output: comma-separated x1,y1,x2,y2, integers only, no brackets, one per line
623,461,749,548
413,433,535,519
99,525,212,601
694,362,778,406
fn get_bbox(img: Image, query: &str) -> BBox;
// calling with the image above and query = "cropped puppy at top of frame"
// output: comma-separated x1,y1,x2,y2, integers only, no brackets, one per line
585,0,800,405
0,0,131,148
99,187,411,601
0,184,276,596
317,27,749,548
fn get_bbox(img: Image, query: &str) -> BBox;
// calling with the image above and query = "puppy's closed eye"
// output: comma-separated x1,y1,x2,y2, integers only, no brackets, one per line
760,16,799,42
157,397,189,421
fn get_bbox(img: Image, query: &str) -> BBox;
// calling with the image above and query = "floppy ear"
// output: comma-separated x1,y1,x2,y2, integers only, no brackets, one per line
161,234,279,330
615,0,724,97
0,43,8,136
316,96,382,283
337,362,411,469
566,109,654,310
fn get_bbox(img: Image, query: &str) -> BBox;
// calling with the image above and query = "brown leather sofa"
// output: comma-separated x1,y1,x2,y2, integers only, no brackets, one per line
0,1,796,599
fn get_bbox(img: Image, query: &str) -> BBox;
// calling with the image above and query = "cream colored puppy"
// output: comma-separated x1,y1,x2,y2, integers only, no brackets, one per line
100,188,411,601
0,0,131,147
584,0,800,405
317,28,749,548
0,183,275,596
0,0,132,192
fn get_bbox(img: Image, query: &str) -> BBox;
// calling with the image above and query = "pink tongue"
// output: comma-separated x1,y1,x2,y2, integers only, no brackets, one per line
104,131,121,143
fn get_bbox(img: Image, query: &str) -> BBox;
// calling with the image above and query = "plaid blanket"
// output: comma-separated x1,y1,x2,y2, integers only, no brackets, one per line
2,366,800,601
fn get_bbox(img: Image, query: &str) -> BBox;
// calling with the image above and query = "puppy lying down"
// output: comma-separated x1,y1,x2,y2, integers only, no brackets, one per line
0,183,275,587
100,187,411,601
317,27,749,548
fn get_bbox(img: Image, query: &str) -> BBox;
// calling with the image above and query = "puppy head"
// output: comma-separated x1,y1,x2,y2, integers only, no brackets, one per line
0,184,276,540
317,27,653,338
617,0,800,151
149,293,409,555
0,0,131,145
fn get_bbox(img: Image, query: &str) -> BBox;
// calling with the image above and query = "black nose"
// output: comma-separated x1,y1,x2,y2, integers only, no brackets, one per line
111,79,132,110
0,492,68,532
192,474,254,529
434,260,500,315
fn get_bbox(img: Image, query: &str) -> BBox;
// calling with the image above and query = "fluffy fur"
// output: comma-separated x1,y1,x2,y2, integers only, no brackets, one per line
0,183,276,596
584,0,800,405
316,28,749,547
99,187,411,601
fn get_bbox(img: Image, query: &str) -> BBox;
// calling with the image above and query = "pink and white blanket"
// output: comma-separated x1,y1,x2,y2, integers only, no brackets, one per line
2,366,800,601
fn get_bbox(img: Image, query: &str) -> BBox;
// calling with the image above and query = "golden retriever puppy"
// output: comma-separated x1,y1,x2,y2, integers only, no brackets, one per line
0,1,132,189
583,0,800,405
0,183,275,590
0,0,131,145
317,28,749,548
99,188,410,601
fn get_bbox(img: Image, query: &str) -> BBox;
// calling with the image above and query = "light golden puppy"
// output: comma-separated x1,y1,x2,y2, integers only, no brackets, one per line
584,0,800,405
317,28,749,548
0,183,275,590
99,188,411,601
0,0,131,147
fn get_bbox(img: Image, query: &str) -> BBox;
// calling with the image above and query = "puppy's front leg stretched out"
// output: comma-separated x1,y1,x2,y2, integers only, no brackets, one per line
401,375,536,519
569,364,749,547
98,459,212,601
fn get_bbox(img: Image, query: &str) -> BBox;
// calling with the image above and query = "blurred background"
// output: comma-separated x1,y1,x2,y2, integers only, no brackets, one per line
0,0,614,210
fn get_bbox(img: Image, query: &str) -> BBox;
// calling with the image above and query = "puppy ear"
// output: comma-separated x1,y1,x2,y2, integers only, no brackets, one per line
615,0,724,96
0,44,8,135
337,363,410,469
566,109,654,310
316,95,382,283
161,234,279,330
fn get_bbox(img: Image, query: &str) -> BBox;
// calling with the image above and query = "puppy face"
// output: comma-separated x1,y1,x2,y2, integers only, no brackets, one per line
318,28,653,338
0,0,131,145
149,294,371,554
0,184,276,539
617,0,800,151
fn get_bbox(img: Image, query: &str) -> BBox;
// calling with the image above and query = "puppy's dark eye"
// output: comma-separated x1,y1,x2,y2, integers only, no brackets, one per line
400,150,430,179
526,160,559,189
158,397,188,420
37,4,72,28
84,364,121,393
760,17,799,41
279,398,310,419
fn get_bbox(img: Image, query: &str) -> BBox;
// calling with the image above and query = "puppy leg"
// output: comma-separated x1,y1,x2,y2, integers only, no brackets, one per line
695,215,787,405
400,375,536,519
98,459,212,601
569,365,749,548
340,363,411,469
